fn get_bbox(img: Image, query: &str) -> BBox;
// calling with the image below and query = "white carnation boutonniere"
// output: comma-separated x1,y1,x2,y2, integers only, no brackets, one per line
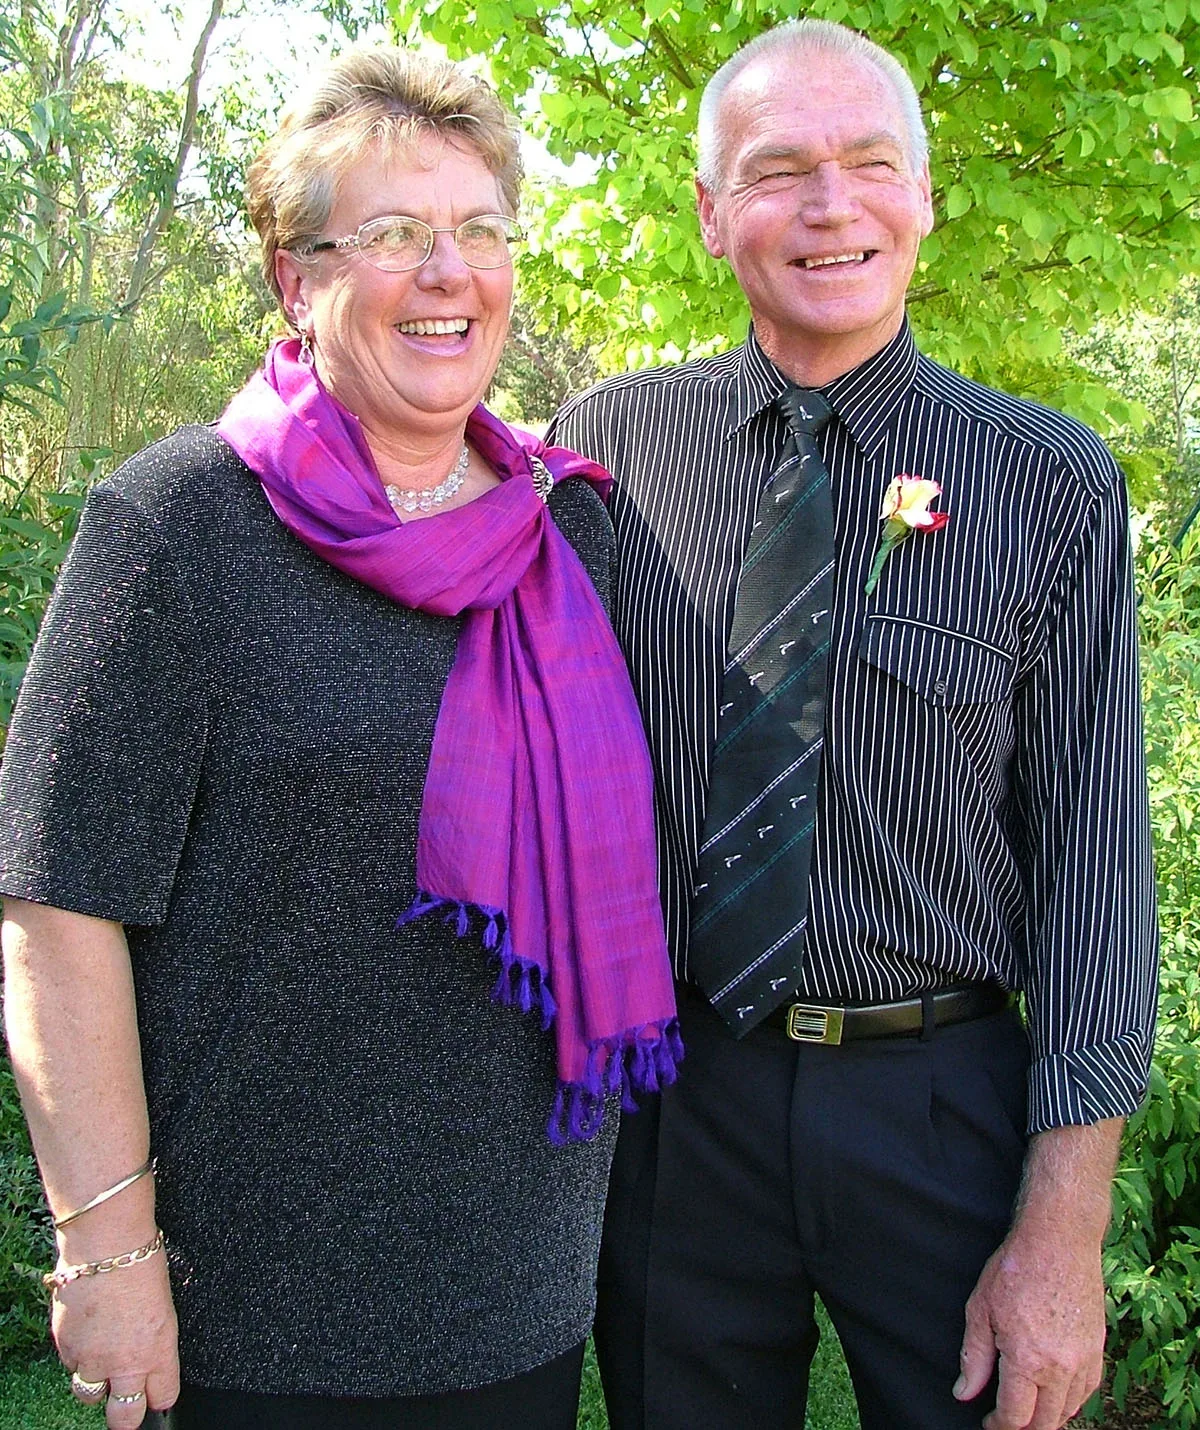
864,475,950,596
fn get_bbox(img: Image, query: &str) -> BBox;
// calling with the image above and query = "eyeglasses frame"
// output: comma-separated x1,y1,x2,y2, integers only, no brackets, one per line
298,213,523,272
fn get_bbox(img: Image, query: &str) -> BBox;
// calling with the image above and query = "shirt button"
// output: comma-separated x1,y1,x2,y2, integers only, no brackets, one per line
933,678,948,699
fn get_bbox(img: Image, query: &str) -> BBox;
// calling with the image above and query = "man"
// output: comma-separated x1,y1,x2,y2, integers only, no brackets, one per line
550,19,1157,1430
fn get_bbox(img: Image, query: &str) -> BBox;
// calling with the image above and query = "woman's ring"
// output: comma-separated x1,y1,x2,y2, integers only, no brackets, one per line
110,1389,147,1405
70,1373,109,1401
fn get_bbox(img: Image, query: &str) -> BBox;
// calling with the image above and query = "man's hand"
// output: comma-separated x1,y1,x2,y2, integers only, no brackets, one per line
955,1216,1105,1428
953,1119,1123,1430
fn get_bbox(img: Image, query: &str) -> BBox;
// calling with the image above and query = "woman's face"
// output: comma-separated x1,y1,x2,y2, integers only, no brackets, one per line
276,140,514,445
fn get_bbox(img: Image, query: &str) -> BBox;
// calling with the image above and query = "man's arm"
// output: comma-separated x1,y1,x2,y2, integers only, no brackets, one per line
956,1118,1122,1429
956,445,1156,1430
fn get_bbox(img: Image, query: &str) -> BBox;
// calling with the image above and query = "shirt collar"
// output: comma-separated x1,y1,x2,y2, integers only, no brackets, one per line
729,321,920,459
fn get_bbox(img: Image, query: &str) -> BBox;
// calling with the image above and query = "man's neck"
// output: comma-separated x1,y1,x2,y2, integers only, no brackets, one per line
752,312,906,389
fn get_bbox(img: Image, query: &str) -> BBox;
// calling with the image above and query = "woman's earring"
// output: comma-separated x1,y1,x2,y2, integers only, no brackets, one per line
299,330,314,366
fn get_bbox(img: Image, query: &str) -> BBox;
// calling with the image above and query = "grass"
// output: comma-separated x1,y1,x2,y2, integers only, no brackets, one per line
1,1311,860,1428
0,1352,95,1429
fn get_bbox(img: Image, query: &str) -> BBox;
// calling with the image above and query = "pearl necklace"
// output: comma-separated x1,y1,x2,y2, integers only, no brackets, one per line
385,444,470,516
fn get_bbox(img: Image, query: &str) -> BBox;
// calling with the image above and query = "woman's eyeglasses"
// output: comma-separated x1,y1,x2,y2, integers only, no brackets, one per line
298,214,523,272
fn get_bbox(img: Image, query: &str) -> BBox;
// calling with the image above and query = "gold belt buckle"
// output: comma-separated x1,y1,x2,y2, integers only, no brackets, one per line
784,1002,845,1045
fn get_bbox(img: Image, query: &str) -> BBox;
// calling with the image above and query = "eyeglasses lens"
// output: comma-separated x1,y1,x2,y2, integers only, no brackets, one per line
362,218,429,270
360,217,517,271
454,219,513,268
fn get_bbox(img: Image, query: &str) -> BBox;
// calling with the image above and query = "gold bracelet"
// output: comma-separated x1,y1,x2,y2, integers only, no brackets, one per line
52,1158,156,1230
43,1229,165,1293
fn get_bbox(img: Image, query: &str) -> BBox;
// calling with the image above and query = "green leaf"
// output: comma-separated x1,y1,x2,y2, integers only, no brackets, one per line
1020,207,1051,242
944,184,971,219
32,291,67,324
1144,88,1194,123
1047,38,1071,77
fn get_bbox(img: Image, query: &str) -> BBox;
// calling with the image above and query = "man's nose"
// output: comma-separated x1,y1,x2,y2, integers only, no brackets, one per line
800,162,860,224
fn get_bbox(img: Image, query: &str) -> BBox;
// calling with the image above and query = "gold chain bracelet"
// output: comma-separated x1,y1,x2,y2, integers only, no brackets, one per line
43,1229,165,1293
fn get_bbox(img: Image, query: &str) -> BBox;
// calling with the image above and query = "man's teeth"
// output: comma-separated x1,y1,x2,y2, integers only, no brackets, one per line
802,253,866,269
397,319,470,335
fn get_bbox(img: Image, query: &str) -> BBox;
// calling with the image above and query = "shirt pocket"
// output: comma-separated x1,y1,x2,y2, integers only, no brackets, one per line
859,615,1016,708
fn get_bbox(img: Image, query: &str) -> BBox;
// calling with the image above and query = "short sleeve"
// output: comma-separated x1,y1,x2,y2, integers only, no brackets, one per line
548,477,615,615
0,482,207,924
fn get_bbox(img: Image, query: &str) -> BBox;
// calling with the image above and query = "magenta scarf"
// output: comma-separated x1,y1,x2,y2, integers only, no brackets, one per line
217,339,680,1143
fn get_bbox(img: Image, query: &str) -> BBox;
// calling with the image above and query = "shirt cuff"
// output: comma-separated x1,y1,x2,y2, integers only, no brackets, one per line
1026,1029,1155,1133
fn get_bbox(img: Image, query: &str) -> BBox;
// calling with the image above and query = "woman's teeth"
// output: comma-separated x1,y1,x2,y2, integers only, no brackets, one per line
397,319,470,335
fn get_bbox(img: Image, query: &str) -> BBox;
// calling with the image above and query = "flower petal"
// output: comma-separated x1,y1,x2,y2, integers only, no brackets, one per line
896,479,942,513
879,477,903,521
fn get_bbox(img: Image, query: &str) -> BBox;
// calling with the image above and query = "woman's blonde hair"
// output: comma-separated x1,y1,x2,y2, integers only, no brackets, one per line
247,46,523,310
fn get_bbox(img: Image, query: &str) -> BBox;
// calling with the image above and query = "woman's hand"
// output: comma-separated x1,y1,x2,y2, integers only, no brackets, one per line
52,1249,180,1428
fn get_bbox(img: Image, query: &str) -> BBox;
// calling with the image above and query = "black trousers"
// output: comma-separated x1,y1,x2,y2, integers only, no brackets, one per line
155,1343,585,1430
595,986,1030,1430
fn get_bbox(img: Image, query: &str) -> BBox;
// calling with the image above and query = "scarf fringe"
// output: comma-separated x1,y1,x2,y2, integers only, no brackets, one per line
397,890,559,1023
547,1020,684,1146
398,891,683,1145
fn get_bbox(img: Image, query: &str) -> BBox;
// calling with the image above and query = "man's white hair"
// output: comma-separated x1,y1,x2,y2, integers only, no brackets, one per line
696,19,929,191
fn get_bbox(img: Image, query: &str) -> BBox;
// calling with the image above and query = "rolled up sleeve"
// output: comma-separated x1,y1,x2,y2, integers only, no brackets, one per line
1010,466,1158,1133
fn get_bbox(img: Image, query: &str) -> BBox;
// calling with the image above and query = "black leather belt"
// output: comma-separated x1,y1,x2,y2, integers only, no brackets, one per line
761,984,1012,1045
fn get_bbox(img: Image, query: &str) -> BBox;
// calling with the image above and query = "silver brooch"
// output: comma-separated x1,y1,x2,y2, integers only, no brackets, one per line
530,455,553,504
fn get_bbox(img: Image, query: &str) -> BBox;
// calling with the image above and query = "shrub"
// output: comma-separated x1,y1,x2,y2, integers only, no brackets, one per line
0,467,90,747
0,1050,51,1357
1101,529,1200,1426
1,457,92,1354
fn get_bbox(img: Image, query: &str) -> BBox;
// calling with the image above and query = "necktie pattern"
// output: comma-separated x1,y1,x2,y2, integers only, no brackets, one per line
688,387,835,1034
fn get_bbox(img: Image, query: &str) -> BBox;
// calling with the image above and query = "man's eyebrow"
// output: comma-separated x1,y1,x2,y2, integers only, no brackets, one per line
741,131,907,168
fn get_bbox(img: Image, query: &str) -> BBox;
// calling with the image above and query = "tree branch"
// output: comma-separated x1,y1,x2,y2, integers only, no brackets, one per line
648,23,696,91
121,0,223,311
909,255,1075,304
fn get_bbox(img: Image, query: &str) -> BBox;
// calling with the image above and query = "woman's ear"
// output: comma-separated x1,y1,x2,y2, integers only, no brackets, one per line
275,249,313,332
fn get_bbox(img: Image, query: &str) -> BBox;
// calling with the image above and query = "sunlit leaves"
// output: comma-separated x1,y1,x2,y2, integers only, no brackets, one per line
388,0,1200,436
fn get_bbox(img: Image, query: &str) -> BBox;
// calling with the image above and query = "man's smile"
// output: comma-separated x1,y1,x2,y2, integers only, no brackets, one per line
797,251,875,269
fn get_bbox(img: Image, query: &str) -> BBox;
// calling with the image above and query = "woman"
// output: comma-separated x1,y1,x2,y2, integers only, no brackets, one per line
0,48,678,1430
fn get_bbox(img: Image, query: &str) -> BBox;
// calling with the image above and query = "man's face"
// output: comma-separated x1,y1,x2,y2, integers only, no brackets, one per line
697,49,934,384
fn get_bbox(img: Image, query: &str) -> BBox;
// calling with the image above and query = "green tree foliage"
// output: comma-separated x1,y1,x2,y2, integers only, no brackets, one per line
0,0,263,482
0,2,111,416
490,300,600,425
1068,279,1200,534
0,0,276,737
390,0,1198,422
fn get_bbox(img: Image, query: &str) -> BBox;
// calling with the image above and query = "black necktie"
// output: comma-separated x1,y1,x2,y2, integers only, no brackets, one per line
688,387,835,1035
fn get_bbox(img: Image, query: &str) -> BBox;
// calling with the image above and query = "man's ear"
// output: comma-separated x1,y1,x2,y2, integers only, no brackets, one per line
696,178,727,260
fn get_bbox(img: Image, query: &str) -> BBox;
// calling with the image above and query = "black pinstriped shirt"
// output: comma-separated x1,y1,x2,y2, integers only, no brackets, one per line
550,321,1158,1134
